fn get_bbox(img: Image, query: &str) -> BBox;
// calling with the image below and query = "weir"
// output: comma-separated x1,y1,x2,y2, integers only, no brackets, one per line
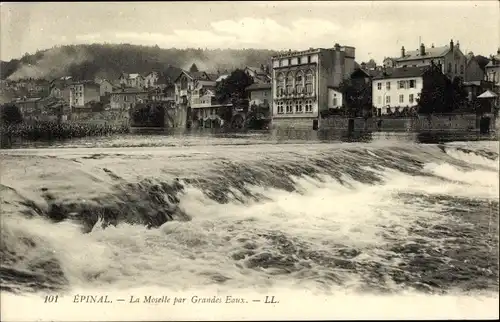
1,139,498,296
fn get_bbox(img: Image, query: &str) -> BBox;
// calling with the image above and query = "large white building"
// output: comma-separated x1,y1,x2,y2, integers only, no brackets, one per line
372,66,429,115
270,43,356,129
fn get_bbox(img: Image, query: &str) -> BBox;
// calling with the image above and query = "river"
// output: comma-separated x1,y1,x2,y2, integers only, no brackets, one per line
1,129,499,320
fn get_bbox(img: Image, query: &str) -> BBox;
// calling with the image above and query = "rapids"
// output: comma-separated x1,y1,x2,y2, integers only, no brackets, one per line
0,132,499,320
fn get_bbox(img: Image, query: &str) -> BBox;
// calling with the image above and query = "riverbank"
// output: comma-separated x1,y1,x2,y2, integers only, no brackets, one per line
1,121,130,148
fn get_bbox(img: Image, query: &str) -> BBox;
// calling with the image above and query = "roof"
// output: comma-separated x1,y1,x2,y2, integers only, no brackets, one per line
216,74,229,82
14,97,41,103
195,80,217,88
161,66,183,83
463,81,483,87
477,90,498,98
246,83,271,91
486,56,500,68
129,73,142,79
175,70,213,83
206,73,219,81
351,68,384,79
372,66,429,80
397,45,450,62
111,88,150,94
327,86,342,92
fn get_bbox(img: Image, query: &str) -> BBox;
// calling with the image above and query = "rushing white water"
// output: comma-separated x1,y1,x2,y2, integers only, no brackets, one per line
1,137,499,320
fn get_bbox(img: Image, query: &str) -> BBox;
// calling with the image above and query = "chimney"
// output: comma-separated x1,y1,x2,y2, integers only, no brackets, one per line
401,46,405,57
450,39,454,50
431,43,435,48
420,43,425,56
334,43,341,50
456,40,460,50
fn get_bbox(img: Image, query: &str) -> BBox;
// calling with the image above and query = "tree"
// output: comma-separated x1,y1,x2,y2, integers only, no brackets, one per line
417,66,467,114
189,63,199,73
1,103,23,125
338,78,372,117
215,69,254,105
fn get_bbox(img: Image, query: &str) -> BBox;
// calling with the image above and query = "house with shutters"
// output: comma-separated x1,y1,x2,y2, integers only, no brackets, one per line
395,39,467,81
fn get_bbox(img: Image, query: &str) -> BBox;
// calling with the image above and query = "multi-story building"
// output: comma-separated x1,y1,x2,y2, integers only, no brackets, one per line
395,40,466,81
144,71,159,88
270,43,356,129
13,96,70,123
190,79,221,125
119,73,146,89
94,79,114,96
383,57,397,68
485,49,500,90
244,66,271,84
246,83,271,109
173,70,216,108
109,88,150,110
371,65,447,115
464,52,486,82
69,81,100,108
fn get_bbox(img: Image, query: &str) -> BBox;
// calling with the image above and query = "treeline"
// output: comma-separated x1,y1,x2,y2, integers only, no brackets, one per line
1,44,281,81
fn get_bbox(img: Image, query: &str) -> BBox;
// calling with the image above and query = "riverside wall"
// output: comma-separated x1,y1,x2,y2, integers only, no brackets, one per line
272,114,496,132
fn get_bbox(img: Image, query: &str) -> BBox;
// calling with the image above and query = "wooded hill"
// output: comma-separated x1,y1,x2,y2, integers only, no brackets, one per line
1,44,281,81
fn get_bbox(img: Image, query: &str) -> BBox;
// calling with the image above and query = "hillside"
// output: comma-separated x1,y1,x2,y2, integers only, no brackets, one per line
1,44,282,81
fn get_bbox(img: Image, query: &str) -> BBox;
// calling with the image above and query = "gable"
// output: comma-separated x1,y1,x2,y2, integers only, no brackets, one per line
174,70,193,83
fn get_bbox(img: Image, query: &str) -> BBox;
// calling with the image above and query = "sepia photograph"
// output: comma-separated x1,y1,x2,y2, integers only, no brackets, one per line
0,1,499,320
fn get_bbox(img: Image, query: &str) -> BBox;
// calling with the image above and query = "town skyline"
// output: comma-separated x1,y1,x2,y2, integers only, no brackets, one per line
1,1,499,63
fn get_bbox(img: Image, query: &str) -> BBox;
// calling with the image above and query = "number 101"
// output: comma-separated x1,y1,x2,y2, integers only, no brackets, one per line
44,295,59,303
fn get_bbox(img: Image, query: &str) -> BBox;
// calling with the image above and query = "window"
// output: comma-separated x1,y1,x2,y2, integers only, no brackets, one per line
297,57,301,64
285,101,293,113
386,82,391,90
277,73,285,97
307,56,311,63
305,70,314,94
333,94,338,107
305,100,313,113
409,94,414,103
288,58,292,66
409,80,415,88
386,96,391,104
296,100,303,113
386,108,391,114
295,71,304,94
377,82,382,90
398,81,405,89
286,73,294,94
279,60,284,67
447,63,452,73
305,71,313,82
377,96,382,104
277,101,284,114
399,94,404,103
124,96,129,102
460,65,464,74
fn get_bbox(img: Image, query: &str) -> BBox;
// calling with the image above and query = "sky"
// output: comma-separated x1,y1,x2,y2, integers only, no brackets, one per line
1,1,499,63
